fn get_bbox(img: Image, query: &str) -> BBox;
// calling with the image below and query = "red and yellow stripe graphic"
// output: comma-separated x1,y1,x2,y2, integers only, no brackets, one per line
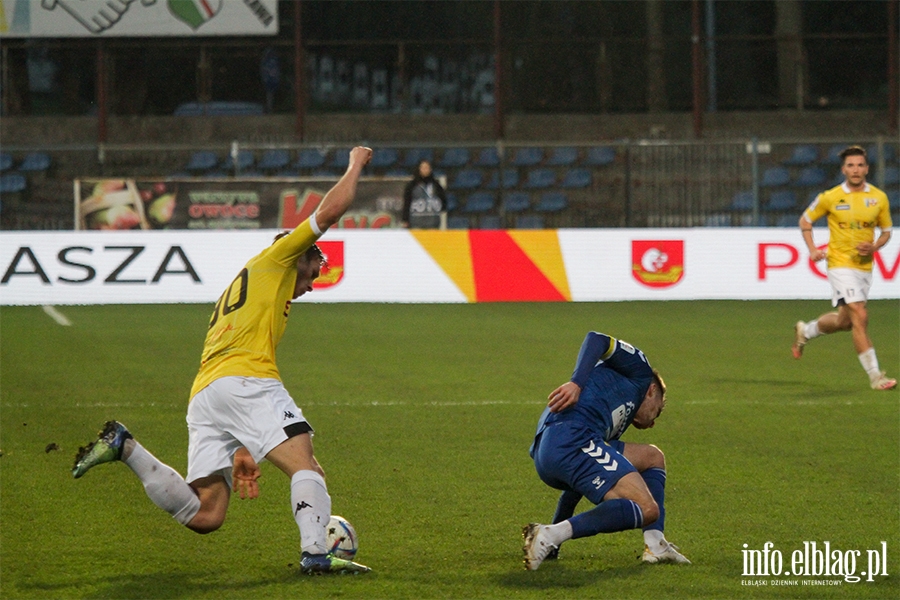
411,230,570,302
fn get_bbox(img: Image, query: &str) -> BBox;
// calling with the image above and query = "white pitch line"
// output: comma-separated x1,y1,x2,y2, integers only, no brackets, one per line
42,305,72,326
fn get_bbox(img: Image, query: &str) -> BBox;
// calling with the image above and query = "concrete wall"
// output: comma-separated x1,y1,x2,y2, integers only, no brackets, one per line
0,109,894,148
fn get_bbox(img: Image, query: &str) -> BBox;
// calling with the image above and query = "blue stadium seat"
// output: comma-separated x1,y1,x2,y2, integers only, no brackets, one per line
437,147,470,168
763,190,797,212
821,144,849,165
515,214,545,229
447,215,470,229
444,192,459,212
403,148,434,167
783,144,819,166
221,150,255,172
329,148,351,169
185,150,218,172
524,168,556,189
773,214,799,227
583,146,616,166
545,147,579,166
728,190,755,211
534,192,568,212
174,101,264,116
18,152,51,173
370,148,399,169
0,173,27,193
510,147,544,167
257,149,290,171
203,170,229,179
560,168,591,188
0,152,13,171
449,169,483,190
867,143,897,165
485,168,519,189
792,166,826,187
503,192,531,213
479,215,502,229
474,147,500,167
295,148,328,170
829,170,845,187
881,166,899,186
760,166,790,187
463,192,496,213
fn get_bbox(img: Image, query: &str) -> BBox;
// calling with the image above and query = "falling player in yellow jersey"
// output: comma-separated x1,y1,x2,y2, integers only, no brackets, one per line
792,145,896,391
72,147,375,574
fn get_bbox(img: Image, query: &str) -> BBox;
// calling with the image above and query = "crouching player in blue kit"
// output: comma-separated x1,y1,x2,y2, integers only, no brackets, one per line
523,331,689,570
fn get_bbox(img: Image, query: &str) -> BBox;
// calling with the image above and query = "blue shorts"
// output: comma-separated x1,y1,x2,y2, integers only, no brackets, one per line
532,420,637,504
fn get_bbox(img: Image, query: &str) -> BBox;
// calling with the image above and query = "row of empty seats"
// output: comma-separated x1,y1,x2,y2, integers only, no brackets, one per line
758,165,900,189
782,143,898,167
447,190,570,215
178,145,617,178
0,152,54,195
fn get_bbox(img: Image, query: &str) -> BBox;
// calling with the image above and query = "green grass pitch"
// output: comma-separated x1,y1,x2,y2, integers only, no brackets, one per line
1,300,897,599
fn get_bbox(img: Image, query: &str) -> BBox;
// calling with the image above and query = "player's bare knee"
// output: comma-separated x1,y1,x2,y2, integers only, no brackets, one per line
640,499,660,526
646,444,665,470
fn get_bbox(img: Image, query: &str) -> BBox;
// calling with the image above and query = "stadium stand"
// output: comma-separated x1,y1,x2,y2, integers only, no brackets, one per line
534,191,568,212
524,168,557,189
174,101,264,116
369,148,399,169
0,153,13,171
515,214,545,229
185,151,218,173
403,148,434,167
479,215,502,229
783,144,819,166
728,190,755,211
763,190,798,212
329,148,351,169
0,173,27,194
449,168,484,190
17,152,52,173
437,147,470,168
502,192,531,213
583,146,616,166
882,166,899,186
792,166,826,188
447,215,470,229
760,166,790,187
474,147,500,167
545,146,579,166
510,147,544,167
221,150,255,172
484,168,519,189
560,168,591,188
821,143,848,165
463,191,496,213
257,149,291,172
294,148,328,170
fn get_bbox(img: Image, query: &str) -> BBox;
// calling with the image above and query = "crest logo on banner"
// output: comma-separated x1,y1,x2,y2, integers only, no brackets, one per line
631,240,684,288
313,241,344,289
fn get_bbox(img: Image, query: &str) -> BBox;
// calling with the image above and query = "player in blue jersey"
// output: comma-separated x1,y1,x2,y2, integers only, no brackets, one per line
522,331,689,570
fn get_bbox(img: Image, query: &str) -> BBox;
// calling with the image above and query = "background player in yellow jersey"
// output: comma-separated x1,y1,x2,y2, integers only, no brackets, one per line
72,147,375,574
792,145,896,391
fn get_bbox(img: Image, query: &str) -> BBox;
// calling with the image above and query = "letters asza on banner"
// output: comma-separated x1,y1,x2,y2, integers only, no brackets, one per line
75,178,406,231
1,0,278,38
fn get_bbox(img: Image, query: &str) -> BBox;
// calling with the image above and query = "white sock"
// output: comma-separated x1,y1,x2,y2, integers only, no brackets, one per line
858,348,881,380
123,441,201,525
803,320,821,340
544,521,573,546
291,470,332,555
644,529,666,554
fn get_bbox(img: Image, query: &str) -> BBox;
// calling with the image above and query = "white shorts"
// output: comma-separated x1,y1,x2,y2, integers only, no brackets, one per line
827,268,872,307
185,376,311,486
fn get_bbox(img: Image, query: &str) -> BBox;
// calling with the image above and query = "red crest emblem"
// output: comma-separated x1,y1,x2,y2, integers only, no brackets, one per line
631,240,685,288
313,241,344,289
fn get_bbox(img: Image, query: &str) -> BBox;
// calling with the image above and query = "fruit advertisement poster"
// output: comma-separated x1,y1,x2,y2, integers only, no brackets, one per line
75,178,406,231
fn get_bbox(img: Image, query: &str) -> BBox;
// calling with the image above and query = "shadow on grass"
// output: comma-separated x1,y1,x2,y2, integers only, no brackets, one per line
19,568,297,599
497,561,648,590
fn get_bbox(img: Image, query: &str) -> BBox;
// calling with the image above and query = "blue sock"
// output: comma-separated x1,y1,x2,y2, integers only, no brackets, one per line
569,498,644,539
552,490,582,524
641,467,666,532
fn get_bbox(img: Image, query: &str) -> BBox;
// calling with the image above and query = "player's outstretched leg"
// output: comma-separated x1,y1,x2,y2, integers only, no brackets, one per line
642,541,691,564
522,523,560,571
791,321,808,359
72,420,132,478
299,551,371,575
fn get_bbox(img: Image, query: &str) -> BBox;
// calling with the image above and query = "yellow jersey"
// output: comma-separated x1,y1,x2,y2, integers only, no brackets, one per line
190,218,321,398
802,182,893,271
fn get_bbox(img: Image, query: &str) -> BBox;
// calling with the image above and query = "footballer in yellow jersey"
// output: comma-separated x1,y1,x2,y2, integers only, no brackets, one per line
190,218,323,399
793,145,895,391
71,147,375,574
801,182,892,271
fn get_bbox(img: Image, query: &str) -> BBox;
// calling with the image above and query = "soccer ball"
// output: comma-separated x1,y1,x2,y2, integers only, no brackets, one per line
325,515,359,559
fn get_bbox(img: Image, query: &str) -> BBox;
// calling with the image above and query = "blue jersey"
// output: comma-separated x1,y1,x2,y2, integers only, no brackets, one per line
533,332,655,446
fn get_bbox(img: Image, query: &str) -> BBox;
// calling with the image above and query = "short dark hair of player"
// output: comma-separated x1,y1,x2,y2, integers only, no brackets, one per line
839,145,867,165
272,231,326,266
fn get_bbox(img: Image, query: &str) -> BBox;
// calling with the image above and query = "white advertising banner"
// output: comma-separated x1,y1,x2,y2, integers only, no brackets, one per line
1,229,898,305
0,0,278,38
